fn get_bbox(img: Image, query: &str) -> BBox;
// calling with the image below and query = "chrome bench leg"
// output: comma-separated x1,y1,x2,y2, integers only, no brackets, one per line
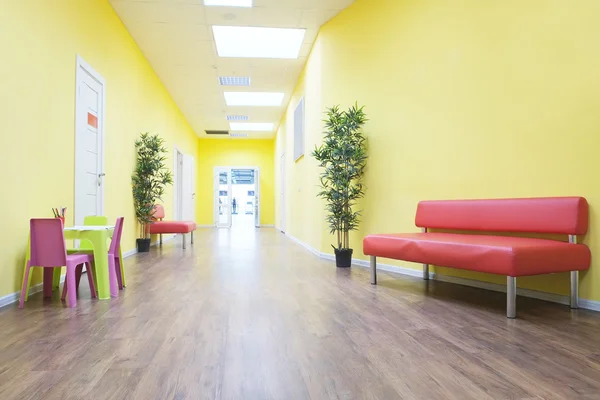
507,276,516,319
370,256,377,285
570,271,579,309
182,234,187,249
568,235,579,309
421,227,429,280
159,234,163,246
191,231,194,245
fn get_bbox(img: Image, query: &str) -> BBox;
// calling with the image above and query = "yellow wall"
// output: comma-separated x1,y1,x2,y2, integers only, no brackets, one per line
0,0,199,298
276,0,600,301
196,139,275,226
275,39,325,250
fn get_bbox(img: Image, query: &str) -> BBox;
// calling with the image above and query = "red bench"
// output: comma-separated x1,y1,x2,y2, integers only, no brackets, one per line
363,197,591,318
149,205,197,249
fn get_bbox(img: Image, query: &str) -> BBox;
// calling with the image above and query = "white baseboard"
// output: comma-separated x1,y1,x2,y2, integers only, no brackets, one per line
259,225,275,228
285,233,600,313
0,275,66,309
196,225,215,229
123,248,137,258
286,234,322,258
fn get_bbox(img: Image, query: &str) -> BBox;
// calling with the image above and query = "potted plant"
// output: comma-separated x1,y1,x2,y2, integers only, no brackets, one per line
312,104,368,268
131,132,173,252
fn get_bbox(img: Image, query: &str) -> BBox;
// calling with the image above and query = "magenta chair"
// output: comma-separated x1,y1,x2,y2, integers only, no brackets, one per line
70,217,125,295
19,219,96,308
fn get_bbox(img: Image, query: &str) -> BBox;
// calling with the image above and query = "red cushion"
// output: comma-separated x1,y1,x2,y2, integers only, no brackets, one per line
363,233,591,276
152,204,165,219
415,197,588,235
149,221,196,234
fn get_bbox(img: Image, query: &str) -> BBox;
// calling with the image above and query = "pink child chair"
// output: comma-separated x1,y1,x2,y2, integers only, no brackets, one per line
19,219,96,308
68,217,125,296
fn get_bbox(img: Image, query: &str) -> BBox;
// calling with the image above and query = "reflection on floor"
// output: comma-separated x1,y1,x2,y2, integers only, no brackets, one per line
231,212,255,228
2,228,600,399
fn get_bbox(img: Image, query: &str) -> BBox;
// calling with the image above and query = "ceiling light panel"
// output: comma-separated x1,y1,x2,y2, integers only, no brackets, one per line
230,123,274,131
224,92,284,106
204,0,252,7
226,115,249,121
219,76,251,86
213,26,306,59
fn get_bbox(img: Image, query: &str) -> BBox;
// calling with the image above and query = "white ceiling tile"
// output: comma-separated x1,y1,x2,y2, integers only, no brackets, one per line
108,0,356,138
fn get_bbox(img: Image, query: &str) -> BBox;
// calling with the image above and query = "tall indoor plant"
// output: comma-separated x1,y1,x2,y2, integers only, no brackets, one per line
131,132,173,252
312,104,368,268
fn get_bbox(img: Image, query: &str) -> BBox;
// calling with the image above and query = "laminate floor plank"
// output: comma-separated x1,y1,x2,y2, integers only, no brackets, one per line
1,228,600,399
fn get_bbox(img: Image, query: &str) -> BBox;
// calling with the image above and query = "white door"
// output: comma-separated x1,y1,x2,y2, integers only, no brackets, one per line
279,153,285,232
254,168,260,228
75,57,105,226
182,154,195,221
214,168,232,228
174,148,183,221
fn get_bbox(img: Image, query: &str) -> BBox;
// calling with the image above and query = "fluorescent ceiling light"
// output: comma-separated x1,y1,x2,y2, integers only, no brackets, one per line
213,26,306,59
224,92,284,106
204,0,252,7
230,122,274,131
230,133,249,138
219,76,251,86
226,115,249,121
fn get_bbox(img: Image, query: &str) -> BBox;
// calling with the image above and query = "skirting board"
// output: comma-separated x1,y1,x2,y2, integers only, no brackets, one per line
285,233,600,313
0,274,67,309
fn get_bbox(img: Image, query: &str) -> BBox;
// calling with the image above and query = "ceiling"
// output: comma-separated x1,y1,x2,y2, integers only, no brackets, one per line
108,0,355,139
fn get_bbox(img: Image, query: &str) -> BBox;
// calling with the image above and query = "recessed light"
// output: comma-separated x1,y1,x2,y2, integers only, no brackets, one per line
224,92,284,106
230,133,249,138
226,115,249,121
213,26,306,59
204,0,252,7
230,123,274,131
219,76,251,86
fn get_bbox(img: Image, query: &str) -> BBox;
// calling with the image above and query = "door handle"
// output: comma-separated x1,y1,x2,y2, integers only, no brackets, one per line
98,173,105,187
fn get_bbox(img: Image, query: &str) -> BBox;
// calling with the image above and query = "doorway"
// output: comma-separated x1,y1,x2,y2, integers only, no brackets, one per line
279,153,286,233
74,56,105,226
174,147,195,221
214,166,260,228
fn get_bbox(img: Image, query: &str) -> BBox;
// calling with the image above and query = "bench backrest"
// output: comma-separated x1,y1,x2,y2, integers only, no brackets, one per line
415,197,588,235
152,204,165,220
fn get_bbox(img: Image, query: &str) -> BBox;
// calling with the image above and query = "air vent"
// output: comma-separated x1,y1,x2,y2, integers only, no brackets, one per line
230,133,248,138
227,115,249,121
218,76,251,86
205,130,229,135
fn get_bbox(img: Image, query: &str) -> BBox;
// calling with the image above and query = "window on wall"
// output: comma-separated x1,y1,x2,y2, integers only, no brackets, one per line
294,97,305,161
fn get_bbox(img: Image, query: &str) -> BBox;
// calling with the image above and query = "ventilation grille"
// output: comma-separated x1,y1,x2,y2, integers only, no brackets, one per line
205,130,229,135
219,76,251,86
227,115,249,121
229,133,248,138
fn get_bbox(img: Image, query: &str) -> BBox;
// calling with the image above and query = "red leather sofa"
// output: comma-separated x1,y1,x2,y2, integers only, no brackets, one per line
149,205,196,249
363,197,591,318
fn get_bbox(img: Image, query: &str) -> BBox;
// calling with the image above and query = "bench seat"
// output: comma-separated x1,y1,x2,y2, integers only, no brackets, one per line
150,204,197,249
149,221,196,235
364,233,591,277
363,197,591,318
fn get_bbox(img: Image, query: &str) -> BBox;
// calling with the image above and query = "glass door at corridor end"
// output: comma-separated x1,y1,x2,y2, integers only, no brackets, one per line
214,168,232,228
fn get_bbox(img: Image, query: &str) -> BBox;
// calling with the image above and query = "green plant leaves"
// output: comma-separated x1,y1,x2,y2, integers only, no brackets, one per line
131,132,173,238
311,103,368,250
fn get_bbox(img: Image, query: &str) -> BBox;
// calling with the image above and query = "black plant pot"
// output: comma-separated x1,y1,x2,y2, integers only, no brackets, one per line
137,238,151,253
334,248,353,268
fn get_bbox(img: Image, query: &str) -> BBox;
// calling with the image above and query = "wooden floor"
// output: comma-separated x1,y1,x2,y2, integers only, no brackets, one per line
2,228,600,399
